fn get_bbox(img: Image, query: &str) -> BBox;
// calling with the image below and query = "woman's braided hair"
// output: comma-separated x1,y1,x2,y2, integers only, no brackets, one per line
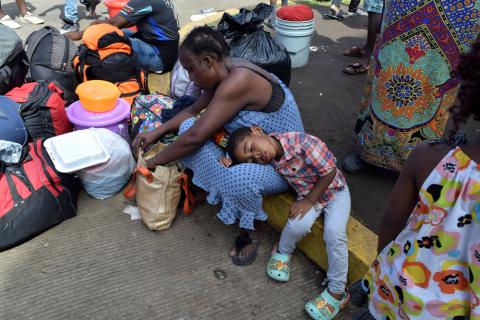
181,26,230,61
450,35,480,133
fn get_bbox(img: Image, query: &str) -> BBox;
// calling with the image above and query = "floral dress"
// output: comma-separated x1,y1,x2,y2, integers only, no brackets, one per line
363,147,480,319
354,0,479,170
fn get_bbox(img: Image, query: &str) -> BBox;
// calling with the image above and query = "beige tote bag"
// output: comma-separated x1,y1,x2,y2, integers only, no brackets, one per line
124,142,183,231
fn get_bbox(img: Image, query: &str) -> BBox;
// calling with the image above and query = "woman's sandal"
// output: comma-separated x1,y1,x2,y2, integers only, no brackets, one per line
231,234,259,266
342,63,368,75
266,247,291,282
304,288,350,320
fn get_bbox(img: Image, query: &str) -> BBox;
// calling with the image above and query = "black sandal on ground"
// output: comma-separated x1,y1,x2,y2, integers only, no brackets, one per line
231,234,259,266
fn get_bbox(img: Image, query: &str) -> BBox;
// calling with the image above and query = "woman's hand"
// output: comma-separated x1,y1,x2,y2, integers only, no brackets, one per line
65,31,83,41
145,157,157,169
132,130,162,155
289,198,313,220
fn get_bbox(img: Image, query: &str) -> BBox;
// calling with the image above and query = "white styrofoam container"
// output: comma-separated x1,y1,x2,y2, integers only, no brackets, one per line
44,129,110,173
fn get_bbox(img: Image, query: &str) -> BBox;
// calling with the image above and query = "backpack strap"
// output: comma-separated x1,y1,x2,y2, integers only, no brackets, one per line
74,45,90,83
178,172,196,215
0,65,12,86
24,26,59,79
4,169,22,204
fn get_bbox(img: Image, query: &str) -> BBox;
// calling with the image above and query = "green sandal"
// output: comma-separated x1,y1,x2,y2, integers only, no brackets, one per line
304,288,350,320
266,251,291,282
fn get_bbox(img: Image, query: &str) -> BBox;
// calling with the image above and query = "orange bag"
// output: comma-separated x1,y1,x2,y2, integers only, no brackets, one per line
73,24,147,105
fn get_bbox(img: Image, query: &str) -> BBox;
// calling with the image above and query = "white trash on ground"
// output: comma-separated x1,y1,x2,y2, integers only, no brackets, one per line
123,205,141,220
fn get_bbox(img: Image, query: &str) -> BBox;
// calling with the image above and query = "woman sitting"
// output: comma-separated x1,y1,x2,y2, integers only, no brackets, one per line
132,26,304,265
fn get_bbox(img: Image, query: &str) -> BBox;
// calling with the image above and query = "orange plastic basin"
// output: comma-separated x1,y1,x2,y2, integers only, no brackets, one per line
75,80,121,113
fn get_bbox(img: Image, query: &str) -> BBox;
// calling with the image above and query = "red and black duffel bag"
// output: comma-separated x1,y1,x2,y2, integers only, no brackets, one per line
0,139,79,251
5,81,72,140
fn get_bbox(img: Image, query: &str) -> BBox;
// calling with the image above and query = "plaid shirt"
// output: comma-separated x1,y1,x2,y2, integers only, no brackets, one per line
271,132,346,207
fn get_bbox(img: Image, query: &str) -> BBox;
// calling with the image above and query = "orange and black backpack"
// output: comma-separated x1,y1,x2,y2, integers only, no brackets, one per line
73,24,147,105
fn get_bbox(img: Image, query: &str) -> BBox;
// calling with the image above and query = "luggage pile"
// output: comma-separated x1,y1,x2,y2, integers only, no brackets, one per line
0,24,149,251
0,23,196,251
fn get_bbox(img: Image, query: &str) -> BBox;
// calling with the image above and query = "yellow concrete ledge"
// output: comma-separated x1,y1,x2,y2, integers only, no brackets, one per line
263,192,377,283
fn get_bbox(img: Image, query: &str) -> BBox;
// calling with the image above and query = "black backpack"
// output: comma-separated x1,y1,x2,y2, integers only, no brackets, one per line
24,26,77,104
0,26,27,95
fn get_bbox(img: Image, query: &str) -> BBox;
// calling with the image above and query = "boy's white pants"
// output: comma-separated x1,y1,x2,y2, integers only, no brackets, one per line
278,187,351,294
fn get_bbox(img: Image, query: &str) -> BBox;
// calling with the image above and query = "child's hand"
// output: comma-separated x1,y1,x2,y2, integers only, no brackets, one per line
289,198,313,219
219,157,232,168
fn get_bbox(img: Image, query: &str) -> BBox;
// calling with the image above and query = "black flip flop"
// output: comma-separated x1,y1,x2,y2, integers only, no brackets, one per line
231,234,259,266
343,63,368,75
324,13,344,20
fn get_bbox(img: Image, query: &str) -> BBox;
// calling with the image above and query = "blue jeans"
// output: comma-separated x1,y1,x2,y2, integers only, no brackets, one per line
64,0,77,23
122,29,164,72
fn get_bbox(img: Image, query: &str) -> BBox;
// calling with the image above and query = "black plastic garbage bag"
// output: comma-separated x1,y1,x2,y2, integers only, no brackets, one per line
217,3,273,40
217,4,291,86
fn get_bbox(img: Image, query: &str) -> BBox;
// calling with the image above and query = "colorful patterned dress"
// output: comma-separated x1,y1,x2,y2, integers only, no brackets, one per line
354,0,480,170
363,147,480,319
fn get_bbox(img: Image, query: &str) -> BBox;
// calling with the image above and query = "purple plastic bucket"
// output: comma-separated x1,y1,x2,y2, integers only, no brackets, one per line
66,98,130,141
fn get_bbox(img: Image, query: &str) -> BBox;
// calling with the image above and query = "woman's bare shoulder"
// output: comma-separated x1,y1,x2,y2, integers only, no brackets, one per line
229,58,274,81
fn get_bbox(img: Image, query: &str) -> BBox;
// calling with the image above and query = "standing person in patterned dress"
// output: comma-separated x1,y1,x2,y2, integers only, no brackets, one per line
343,0,480,173
352,35,480,319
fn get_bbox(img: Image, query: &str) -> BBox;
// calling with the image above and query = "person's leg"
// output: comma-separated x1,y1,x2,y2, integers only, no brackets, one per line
0,1,5,18
278,205,321,254
14,0,26,16
362,11,382,66
330,0,342,15
304,188,350,319
342,11,381,75
60,0,79,33
265,205,319,281
322,187,351,299
127,36,163,72
269,0,277,26
64,0,78,23
0,0,21,28
348,0,361,13
16,0,43,24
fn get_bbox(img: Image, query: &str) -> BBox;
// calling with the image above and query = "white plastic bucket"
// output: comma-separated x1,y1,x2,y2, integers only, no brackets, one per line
274,17,315,68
